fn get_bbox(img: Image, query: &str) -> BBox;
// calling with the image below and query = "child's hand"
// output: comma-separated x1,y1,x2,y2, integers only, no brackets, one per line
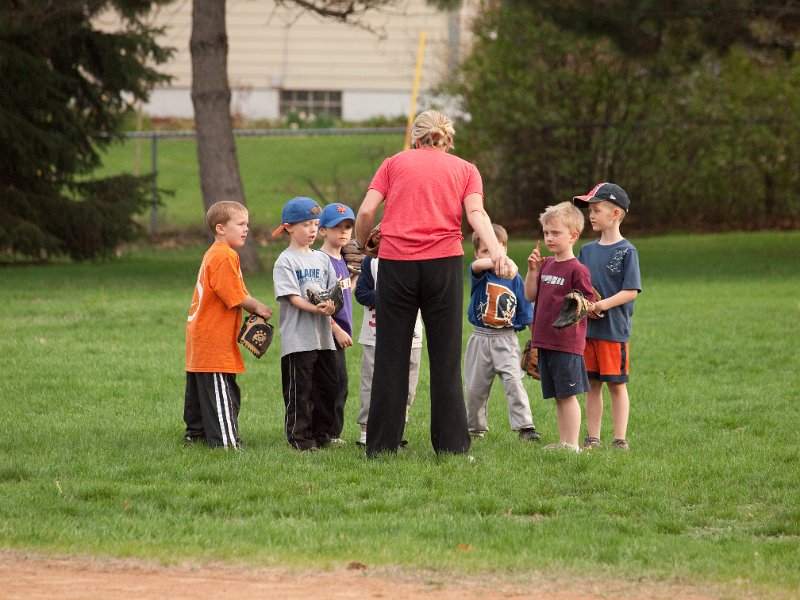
527,241,544,272
254,303,273,320
316,300,336,316
333,328,353,349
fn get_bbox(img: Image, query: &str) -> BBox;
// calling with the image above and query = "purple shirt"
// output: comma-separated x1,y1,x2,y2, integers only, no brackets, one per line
531,257,594,355
328,254,353,338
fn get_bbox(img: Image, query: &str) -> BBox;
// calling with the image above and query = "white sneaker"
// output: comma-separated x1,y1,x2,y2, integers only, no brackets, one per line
543,442,582,453
329,437,347,447
356,429,367,447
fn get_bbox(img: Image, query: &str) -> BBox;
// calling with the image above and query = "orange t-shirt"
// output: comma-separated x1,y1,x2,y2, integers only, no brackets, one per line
186,242,249,373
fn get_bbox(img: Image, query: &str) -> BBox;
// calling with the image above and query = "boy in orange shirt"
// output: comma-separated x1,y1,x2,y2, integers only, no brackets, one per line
184,201,272,449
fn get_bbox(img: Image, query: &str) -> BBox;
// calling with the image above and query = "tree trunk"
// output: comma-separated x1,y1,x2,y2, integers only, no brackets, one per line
190,0,262,273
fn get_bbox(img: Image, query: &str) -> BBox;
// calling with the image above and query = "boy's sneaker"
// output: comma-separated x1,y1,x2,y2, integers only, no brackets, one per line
184,434,205,444
543,442,582,453
355,429,367,448
469,431,485,439
612,438,629,450
295,444,319,453
329,437,347,447
583,436,602,450
518,428,541,442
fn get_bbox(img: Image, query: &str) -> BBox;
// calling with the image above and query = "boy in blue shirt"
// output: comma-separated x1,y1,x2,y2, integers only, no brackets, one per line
573,183,642,450
464,224,541,441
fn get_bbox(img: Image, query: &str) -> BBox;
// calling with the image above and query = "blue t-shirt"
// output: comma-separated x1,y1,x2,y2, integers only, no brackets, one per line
577,239,642,342
467,264,533,331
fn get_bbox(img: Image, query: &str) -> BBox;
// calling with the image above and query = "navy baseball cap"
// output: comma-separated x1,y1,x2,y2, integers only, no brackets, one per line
318,203,355,228
573,183,630,213
271,196,320,237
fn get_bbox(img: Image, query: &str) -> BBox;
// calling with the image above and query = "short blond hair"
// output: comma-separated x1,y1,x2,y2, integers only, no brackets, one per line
411,110,455,151
539,201,585,235
472,223,508,252
206,201,248,232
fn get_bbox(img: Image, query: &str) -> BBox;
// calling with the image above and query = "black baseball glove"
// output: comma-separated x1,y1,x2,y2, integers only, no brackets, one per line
306,283,345,314
238,314,274,358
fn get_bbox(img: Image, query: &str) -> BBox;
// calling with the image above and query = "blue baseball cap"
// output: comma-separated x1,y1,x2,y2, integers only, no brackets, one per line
318,203,355,229
573,182,630,213
271,196,321,237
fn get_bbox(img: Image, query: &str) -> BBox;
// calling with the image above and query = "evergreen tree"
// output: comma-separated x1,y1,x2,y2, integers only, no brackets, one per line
0,1,173,260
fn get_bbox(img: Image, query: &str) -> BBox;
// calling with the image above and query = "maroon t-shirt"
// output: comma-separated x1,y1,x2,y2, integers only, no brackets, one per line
531,257,594,355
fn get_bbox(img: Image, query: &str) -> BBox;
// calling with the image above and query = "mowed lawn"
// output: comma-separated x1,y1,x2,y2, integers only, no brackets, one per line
0,231,798,596
97,133,403,229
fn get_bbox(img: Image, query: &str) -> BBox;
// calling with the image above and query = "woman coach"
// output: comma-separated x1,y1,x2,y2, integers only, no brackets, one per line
355,110,516,457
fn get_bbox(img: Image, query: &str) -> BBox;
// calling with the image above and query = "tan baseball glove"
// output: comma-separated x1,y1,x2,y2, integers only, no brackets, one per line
520,339,540,380
552,290,595,329
364,224,381,257
342,240,365,275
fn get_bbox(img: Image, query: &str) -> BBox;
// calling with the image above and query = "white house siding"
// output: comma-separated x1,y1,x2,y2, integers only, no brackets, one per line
101,0,477,120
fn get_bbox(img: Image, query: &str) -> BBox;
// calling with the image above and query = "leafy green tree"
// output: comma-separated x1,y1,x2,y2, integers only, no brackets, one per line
449,1,800,230
0,0,172,261
449,2,651,225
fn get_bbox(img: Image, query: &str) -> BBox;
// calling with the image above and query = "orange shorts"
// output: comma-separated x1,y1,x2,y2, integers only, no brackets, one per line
583,338,629,382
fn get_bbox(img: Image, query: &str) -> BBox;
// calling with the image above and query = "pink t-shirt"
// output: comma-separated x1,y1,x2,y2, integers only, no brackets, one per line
368,147,483,260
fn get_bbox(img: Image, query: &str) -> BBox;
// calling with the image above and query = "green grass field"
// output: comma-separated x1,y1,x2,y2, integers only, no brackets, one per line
98,133,403,229
1,231,799,596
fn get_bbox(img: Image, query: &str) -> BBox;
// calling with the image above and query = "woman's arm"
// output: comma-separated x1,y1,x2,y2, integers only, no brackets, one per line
464,193,516,277
355,189,384,248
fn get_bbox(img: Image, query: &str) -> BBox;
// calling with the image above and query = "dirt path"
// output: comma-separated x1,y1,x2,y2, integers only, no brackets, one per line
0,551,759,599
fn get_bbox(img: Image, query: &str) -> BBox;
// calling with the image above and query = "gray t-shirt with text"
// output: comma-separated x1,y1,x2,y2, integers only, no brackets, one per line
273,247,338,357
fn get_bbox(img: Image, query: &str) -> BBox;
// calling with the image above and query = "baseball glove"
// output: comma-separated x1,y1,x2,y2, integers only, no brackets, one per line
589,287,604,319
520,339,540,380
364,224,381,257
238,313,274,358
552,290,595,329
342,239,365,275
306,283,345,314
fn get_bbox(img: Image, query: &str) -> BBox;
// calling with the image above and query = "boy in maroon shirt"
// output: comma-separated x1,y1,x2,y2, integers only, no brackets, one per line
524,202,594,452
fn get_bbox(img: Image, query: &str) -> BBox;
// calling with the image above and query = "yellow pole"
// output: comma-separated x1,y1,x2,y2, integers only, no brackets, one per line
404,31,427,150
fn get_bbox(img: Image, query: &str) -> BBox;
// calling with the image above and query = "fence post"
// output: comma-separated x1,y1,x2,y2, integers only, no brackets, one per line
149,132,158,234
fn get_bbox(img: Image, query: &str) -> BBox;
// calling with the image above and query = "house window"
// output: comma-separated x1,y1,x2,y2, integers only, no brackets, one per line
279,90,342,118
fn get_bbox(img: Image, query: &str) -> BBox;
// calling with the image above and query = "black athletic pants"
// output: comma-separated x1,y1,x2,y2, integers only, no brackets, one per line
331,346,348,438
281,349,339,450
366,256,471,457
184,371,241,448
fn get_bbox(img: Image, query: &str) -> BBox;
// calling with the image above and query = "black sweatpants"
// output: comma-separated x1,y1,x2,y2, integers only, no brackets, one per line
281,349,339,450
366,256,471,457
330,346,348,438
184,371,241,448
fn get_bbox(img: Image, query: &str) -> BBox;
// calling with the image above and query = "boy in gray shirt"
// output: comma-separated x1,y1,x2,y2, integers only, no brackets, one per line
272,196,339,451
